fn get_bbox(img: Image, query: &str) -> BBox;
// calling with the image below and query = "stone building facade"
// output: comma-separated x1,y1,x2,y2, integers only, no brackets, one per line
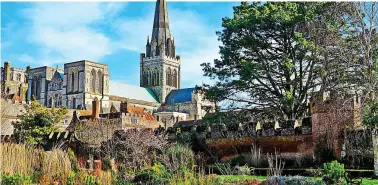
27,66,58,106
18,0,215,129
1,61,29,101
63,60,110,110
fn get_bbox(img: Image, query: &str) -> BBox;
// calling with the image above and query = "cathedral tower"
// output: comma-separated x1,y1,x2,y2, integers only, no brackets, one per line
140,0,181,103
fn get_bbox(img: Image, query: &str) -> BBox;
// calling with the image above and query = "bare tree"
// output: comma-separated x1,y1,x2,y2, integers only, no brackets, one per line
102,129,168,173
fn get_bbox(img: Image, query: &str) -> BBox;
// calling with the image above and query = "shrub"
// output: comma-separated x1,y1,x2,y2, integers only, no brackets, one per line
102,155,112,172
115,178,133,185
322,160,345,185
267,150,285,177
163,144,195,172
133,163,171,185
98,171,113,185
117,163,135,181
74,171,100,185
235,164,251,175
168,171,221,185
209,162,236,175
1,173,33,185
68,148,79,172
246,144,262,167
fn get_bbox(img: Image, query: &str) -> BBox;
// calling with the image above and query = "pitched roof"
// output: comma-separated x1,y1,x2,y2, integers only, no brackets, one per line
165,88,195,104
109,81,159,103
128,107,156,121
58,72,64,79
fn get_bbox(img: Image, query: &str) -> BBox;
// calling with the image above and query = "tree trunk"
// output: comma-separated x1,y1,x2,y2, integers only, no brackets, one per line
373,128,378,177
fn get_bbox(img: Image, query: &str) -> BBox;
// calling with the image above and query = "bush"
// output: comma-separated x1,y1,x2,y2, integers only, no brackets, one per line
133,163,171,185
163,144,195,172
168,171,221,185
1,173,33,185
117,163,135,181
262,176,322,185
322,160,345,185
115,178,133,185
68,148,79,172
235,164,251,175
209,162,236,175
102,155,112,172
245,144,262,167
36,170,102,185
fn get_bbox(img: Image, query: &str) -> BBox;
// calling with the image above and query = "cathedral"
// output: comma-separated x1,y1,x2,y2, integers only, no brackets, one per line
1,0,215,128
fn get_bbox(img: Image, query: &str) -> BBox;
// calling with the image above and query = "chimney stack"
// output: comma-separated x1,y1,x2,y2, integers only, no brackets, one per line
92,98,100,120
18,84,23,101
4,61,11,81
120,101,129,113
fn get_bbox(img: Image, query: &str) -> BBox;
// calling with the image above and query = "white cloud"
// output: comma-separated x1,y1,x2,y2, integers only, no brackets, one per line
18,54,35,64
113,7,221,88
7,2,220,88
20,2,127,66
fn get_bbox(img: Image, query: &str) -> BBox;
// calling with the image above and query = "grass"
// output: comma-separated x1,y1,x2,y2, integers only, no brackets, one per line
217,175,267,182
362,178,378,185
218,175,378,185
1,143,71,178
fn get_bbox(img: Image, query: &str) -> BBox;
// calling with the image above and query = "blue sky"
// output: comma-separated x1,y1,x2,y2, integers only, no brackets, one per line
1,2,240,88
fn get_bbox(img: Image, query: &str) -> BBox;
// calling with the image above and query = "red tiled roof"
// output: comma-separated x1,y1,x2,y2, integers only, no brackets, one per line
11,95,22,103
127,107,156,121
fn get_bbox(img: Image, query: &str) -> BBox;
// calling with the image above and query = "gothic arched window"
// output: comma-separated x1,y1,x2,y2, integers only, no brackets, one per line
75,72,79,92
91,69,96,93
32,76,37,98
166,68,171,86
146,71,148,86
156,70,159,86
72,98,77,109
148,71,154,85
97,70,103,94
16,73,21,81
173,69,177,88
143,73,147,86
71,72,75,92
59,96,62,107
36,75,42,99
151,71,155,86
145,73,148,86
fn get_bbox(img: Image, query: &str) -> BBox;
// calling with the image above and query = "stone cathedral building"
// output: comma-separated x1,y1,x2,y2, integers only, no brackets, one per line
2,0,215,128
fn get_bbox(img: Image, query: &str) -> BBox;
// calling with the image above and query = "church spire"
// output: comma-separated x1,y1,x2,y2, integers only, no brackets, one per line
148,0,173,57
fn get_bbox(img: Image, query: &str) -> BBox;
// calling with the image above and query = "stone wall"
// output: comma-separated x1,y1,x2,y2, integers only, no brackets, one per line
311,94,356,160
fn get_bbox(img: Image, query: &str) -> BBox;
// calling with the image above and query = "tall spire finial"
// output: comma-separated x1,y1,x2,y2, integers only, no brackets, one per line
149,0,172,56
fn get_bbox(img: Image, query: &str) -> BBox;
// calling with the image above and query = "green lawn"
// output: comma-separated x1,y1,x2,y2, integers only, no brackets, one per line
217,175,378,185
362,178,378,185
217,175,267,183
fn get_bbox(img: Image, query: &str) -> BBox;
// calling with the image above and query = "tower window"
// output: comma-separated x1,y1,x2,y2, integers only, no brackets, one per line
16,73,21,81
97,70,103,94
91,69,96,93
71,72,75,92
